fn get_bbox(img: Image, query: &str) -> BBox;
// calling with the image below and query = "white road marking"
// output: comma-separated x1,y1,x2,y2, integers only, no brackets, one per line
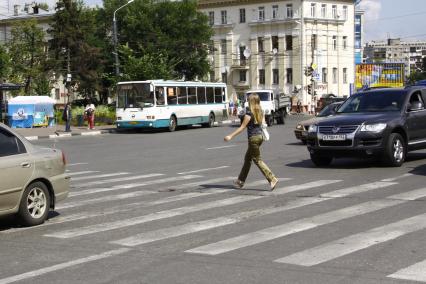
81,131,102,136
70,175,202,197
25,136,38,141
71,172,130,181
177,166,230,175
269,180,343,196
112,196,331,247
388,259,426,282
56,190,155,210
388,187,426,200
275,212,426,266
45,196,262,239
187,198,401,256
206,145,238,150
160,177,235,191
67,171,100,176
73,173,164,187
67,162,88,166
381,173,414,182
320,181,395,198
0,248,130,284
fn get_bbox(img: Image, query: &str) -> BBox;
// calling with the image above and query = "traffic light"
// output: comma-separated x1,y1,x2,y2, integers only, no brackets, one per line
307,84,312,95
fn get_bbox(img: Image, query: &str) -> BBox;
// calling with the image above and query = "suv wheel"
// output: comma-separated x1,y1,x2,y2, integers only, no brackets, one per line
310,153,333,167
383,133,406,167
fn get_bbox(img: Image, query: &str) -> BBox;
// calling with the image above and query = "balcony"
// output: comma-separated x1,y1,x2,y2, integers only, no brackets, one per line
231,58,249,70
233,81,250,90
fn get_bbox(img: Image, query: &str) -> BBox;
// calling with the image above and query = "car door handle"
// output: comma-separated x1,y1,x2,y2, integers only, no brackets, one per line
21,162,31,168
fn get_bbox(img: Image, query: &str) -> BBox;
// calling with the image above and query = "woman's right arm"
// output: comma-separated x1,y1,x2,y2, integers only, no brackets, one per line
224,115,250,141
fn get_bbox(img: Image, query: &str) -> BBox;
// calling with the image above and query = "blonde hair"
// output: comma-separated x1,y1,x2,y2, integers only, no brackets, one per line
248,94,263,124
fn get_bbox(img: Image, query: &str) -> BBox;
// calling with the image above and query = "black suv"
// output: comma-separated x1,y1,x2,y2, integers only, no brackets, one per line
306,86,426,167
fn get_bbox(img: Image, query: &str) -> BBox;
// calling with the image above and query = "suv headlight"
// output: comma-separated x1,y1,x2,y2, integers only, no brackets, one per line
308,125,318,133
264,109,270,115
360,123,387,133
296,124,304,130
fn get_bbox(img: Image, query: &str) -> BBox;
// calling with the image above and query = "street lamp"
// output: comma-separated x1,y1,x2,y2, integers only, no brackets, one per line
113,0,135,77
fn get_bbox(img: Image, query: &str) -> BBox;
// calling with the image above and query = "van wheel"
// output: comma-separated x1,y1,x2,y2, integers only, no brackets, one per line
310,153,333,167
168,116,177,132
277,110,285,125
382,133,406,167
18,181,50,227
202,113,215,128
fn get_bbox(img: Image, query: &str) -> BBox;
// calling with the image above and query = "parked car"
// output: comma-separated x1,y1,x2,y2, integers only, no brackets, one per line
0,123,69,226
294,102,343,144
306,86,426,167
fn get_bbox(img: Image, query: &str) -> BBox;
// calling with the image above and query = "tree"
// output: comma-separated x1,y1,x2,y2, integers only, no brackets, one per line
48,0,104,98
7,19,47,95
104,0,213,81
0,45,10,81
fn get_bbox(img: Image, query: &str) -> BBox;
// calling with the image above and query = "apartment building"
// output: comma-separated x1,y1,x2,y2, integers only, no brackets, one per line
364,38,426,77
199,0,355,110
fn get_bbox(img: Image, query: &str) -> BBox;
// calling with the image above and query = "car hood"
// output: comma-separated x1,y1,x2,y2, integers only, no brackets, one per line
299,117,324,126
315,112,400,126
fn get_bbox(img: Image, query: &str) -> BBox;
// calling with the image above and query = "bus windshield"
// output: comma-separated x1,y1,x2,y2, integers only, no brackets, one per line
117,83,154,108
246,92,270,101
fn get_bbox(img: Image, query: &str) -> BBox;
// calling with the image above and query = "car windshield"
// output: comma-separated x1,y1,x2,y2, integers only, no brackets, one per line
337,91,404,113
117,83,154,108
317,104,339,117
246,92,270,101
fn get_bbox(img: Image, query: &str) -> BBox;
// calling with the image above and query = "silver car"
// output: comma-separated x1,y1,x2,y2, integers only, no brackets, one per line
0,123,69,226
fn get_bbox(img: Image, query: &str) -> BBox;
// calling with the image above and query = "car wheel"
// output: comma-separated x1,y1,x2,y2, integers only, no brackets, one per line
168,115,177,132
18,181,50,226
310,153,333,167
383,133,406,167
203,113,215,128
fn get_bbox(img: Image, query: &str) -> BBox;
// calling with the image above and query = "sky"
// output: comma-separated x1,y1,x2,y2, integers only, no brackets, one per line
1,0,426,43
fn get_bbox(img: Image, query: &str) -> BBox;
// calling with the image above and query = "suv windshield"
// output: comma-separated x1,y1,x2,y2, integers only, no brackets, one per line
246,92,270,101
117,83,154,108
317,103,341,117
337,91,405,113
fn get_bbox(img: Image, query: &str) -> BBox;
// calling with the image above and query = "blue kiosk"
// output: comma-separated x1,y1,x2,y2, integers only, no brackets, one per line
8,96,56,128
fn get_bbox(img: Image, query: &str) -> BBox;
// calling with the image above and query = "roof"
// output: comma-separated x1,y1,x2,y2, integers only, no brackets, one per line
8,96,56,104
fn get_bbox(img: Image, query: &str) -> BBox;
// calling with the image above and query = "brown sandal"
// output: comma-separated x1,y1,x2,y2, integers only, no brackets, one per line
233,179,244,189
270,178,279,191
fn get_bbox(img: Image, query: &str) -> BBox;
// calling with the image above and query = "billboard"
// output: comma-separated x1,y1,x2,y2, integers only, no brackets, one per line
355,63,405,89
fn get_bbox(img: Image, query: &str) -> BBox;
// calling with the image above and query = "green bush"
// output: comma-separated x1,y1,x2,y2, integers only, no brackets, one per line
55,105,115,126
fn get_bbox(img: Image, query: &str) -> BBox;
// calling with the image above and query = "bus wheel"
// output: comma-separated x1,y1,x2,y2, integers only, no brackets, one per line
203,113,215,128
168,116,177,132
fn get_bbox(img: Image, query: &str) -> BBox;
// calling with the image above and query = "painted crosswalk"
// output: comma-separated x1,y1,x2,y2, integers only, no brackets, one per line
8,166,426,283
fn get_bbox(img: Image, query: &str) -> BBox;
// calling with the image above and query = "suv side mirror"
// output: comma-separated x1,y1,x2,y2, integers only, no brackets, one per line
408,101,424,111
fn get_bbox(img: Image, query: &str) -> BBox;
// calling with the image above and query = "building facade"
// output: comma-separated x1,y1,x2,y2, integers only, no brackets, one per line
364,38,426,77
354,8,363,64
198,0,355,111
0,4,70,105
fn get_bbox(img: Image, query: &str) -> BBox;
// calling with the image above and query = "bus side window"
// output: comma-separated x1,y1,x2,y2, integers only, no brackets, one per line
188,87,197,104
206,87,214,103
197,87,206,104
178,87,187,104
167,87,177,105
214,87,223,103
155,87,165,105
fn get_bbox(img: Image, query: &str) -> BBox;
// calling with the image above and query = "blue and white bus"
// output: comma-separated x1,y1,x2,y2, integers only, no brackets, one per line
115,80,228,131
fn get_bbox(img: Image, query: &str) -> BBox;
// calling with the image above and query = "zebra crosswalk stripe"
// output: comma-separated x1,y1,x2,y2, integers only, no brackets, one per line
45,196,262,239
275,212,426,266
67,171,99,176
73,173,164,187
70,172,130,181
387,259,426,282
70,175,203,197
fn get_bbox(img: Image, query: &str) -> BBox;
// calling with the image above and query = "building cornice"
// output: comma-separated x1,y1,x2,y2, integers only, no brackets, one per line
198,0,354,9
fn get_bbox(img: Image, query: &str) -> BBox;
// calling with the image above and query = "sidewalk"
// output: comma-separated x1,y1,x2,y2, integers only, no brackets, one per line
14,125,117,141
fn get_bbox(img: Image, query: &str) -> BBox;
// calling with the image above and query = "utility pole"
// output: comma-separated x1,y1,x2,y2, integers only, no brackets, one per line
66,47,71,104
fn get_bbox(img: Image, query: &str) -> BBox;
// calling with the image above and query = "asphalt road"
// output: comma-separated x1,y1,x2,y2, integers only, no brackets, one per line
1,117,426,284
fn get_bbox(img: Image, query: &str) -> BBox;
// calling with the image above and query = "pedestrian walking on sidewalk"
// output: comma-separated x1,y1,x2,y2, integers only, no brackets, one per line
62,102,72,132
85,103,96,130
224,93,278,190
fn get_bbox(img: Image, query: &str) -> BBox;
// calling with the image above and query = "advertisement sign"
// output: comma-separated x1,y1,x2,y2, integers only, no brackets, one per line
355,63,405,89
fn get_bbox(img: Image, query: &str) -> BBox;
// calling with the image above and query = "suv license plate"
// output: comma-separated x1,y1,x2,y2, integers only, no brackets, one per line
322,134,346,141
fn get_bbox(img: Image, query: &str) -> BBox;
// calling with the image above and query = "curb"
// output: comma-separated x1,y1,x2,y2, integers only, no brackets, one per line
25,129,117,141
23,120,242,141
